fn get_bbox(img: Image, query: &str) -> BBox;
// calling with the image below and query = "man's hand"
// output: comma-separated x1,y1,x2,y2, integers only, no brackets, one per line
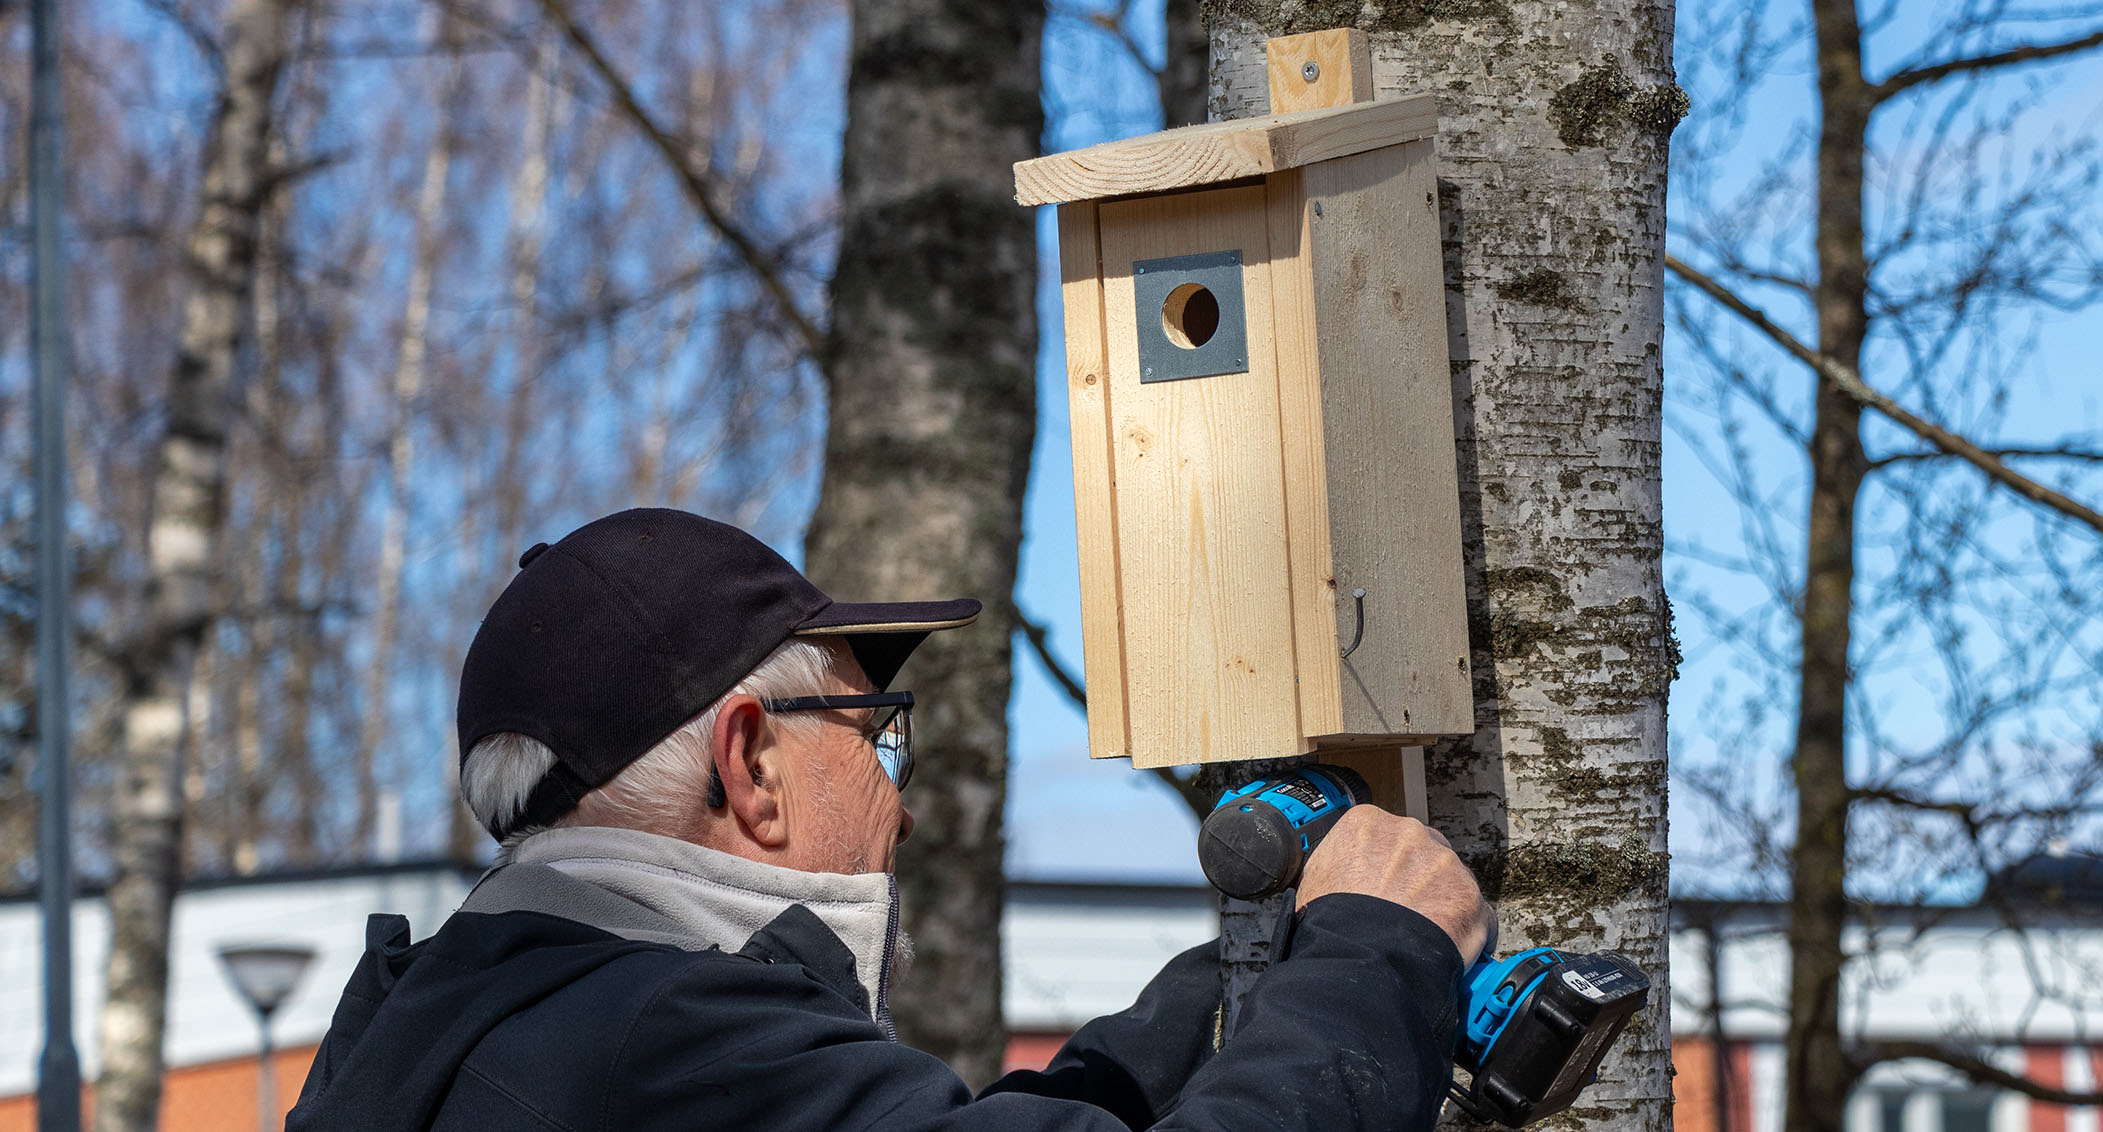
1294,806,1493,964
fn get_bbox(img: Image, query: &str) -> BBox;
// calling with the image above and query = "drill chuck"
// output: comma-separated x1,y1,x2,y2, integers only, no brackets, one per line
1196,765,1370,900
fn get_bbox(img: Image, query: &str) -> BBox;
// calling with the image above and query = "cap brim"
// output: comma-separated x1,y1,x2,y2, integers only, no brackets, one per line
794,598,981,690
796,598,982,636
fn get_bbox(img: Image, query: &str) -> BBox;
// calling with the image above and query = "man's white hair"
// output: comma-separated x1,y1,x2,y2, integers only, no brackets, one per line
461,637,839,860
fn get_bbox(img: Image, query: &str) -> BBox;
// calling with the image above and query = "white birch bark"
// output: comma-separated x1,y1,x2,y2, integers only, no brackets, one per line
97,0,292,1127
1207,7,1680,1129
358,53,454,848
491,28,555,577
234,132,291,875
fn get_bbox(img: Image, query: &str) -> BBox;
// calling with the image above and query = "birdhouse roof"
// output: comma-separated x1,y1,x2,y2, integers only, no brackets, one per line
1012,94,1435,208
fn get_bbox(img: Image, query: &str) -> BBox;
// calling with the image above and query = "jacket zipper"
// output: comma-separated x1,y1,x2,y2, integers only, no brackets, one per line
875,874,900,1041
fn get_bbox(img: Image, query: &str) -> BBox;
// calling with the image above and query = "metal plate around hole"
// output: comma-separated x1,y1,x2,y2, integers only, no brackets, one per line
1133,249,1250,384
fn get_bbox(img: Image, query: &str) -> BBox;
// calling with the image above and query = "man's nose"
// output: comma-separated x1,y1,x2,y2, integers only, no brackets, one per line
897,806,915,844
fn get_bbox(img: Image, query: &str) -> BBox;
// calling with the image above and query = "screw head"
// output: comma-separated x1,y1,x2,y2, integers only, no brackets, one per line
1301,60,1320,82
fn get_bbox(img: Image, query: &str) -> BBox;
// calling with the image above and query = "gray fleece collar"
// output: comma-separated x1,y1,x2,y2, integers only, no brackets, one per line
498,827,902,1034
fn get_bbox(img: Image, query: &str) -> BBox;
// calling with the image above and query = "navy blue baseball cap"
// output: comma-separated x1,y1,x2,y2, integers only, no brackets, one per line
457,508,978,839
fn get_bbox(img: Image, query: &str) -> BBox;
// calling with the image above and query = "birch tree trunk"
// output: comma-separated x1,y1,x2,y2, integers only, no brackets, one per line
359,46,455,854
802,0,1044,1087
96,0,293,1127
1207,8,1680,1130
235,139,292,876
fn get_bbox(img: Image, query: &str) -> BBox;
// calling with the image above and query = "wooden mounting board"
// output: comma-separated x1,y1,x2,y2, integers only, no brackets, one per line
1266,29,1373,114
1305,141,1473,740
1014,94,1436,208
1329,746,1429,822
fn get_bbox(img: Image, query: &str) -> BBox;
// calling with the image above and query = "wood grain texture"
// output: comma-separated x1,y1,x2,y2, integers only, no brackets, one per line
1013,95,1436,207
1261,30,1364,743
1097,186,1307,768
1305,140,1474,739
1329,745,1428,822
1264,168,1342,739
1057,202,1132,760
1265,29,1372,114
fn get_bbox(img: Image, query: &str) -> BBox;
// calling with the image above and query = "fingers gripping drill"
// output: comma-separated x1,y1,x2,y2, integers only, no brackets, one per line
1197,766,1652,1128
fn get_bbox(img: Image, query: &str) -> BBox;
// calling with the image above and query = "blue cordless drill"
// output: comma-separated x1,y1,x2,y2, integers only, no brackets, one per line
1198,765,1651,1127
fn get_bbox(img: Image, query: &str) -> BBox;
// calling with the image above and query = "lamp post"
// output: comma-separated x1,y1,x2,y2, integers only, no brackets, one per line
216,944,315,1132
31,0,81,1129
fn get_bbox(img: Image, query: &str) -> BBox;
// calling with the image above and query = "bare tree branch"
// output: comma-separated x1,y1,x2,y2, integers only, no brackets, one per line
1859,1041,2103,1105
1874,27,2103,102
1014,609,1088,708
1012,608,1211,817
533,0,827,366
139,0,223,72
1870,446,2103,470
1150,766,1213,819
1848,785,1975,819
1666,254,2103,535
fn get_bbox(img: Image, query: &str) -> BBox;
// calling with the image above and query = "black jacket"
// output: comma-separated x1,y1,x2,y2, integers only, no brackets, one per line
288,891,1464,1131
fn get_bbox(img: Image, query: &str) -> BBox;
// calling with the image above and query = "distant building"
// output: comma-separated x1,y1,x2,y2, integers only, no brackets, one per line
4,862,2100,1130
1673,858,2103,1132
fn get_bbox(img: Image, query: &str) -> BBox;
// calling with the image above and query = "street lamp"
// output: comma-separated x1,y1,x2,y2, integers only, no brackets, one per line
216,943,316,1132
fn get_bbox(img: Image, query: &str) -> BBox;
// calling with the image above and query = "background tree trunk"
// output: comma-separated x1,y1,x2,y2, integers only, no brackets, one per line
96,0,294,1127
358,36,457,857
802,0,1044,1087
1159,0,1209,129
1784,2,1871,1128
1206,6,1679,1129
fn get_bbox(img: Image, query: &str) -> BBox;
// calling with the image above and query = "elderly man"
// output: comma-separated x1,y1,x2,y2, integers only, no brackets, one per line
289,508,1489,1132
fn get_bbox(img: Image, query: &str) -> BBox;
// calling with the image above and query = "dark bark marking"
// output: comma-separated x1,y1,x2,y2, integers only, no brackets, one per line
1201,0,1511,37
1484,834,1669,904
1485,565,1574,609
1494,267,1585,311
1548,62,1688,148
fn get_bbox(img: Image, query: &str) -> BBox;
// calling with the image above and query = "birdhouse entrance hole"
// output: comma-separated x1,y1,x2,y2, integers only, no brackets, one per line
1162,283,1220,349
1132,248,1249,384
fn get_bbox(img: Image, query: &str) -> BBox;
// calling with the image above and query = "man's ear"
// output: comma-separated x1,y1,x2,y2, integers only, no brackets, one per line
712,694,787,849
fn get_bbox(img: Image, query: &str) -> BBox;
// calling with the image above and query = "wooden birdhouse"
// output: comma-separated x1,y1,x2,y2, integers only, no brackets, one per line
1015,31,1473,791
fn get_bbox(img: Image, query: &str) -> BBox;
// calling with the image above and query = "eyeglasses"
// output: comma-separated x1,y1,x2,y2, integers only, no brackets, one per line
759,691,915,791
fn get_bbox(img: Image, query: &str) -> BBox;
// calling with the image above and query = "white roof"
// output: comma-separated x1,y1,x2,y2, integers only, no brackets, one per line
1,866,472,1098
1668,902,2103,1043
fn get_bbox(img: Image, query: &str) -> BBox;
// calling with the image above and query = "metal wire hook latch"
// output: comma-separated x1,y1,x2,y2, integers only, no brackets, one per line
1339,587,1368,659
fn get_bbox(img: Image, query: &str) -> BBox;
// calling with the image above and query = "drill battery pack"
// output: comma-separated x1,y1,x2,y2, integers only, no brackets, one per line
1452,950,1650,1127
